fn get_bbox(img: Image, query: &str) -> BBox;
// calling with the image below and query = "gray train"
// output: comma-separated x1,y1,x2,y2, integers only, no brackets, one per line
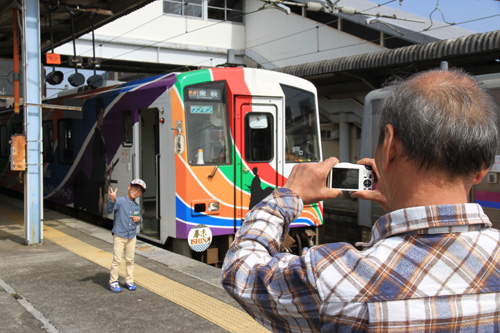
356,72,500,231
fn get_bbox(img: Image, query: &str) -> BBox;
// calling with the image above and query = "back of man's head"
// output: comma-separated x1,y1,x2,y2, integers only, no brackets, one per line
377,69,500,178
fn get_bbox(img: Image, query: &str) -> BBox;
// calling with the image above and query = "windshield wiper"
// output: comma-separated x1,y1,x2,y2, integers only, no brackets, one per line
209,147,226,178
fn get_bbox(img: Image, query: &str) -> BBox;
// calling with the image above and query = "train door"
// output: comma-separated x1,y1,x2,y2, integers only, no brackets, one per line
234,97,283,227
138,108,160,240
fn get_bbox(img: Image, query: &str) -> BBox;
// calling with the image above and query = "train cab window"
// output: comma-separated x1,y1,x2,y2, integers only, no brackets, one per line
245,113,274,162
184,81,231,166
122,111,133,146
58,119,74,164
281,84,320,163
42,121,54,163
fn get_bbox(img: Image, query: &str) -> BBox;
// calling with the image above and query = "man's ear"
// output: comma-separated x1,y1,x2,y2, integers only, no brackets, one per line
473,168,490,185
380,124,398,170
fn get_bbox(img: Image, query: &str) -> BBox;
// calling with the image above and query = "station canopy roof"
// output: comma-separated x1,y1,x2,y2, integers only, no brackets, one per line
277,30,500,99
0,0,154,62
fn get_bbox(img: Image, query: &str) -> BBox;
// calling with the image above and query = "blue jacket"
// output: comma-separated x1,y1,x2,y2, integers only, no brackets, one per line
105,196,142,239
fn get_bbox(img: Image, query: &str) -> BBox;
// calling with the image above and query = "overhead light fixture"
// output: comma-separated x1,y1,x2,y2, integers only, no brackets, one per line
68,72,85,87
87,74,103,89
46,70,64,85
87,12,103,89
45,4,64,86
68,8,84,87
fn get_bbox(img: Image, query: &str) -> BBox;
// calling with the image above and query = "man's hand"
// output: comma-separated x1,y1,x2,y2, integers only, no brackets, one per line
284,157,343,205
130,216,141,223
108,187,118,202
350,158,390,211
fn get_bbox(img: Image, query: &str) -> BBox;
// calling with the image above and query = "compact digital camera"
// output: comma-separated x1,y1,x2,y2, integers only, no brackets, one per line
326,162,373,191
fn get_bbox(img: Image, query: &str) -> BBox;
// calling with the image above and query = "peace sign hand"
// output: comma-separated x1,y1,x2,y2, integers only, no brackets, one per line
108,187,118,202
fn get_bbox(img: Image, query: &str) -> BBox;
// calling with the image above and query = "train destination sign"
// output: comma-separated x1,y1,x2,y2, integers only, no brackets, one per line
188,88,221,100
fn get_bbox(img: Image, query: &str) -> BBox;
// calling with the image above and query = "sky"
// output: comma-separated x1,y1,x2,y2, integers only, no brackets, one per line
369,0,500,33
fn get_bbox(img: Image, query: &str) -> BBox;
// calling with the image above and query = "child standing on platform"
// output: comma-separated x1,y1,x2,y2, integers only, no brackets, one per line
106,179,146,293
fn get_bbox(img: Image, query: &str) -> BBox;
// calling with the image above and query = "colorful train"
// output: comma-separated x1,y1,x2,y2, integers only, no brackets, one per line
0,67,323,262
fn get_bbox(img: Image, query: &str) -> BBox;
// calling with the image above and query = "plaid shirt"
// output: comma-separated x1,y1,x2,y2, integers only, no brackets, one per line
222,188,500,332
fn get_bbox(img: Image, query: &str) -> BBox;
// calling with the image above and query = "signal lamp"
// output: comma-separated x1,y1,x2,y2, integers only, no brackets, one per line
87,75,103,89
46,70,64,85
68,72,85,87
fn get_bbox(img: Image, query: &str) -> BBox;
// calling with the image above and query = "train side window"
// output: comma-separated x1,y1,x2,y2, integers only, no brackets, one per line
43,121,54,163
281,84,320,163
58,119,74,164
184,81,231,165
0,125,7,158
122,111,133,146
245,113,274,162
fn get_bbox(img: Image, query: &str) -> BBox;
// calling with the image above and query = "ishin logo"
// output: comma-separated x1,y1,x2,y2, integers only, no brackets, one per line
187,224,212,252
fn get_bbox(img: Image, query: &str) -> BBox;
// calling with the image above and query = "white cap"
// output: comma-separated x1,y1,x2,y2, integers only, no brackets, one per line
130,179,146,191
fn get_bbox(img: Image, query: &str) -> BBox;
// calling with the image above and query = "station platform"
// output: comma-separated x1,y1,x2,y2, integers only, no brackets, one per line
0,193,268,333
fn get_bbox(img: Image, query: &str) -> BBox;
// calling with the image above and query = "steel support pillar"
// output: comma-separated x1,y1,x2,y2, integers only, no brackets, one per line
22,0,43,245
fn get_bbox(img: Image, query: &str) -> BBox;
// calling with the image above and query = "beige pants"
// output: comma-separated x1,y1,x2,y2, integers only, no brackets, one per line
109,234,136,284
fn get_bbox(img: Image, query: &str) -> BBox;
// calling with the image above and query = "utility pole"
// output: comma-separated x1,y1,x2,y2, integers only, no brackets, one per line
21,0,43,245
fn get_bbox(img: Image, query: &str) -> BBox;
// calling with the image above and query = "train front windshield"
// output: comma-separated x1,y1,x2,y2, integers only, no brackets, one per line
282,84,320,163
184,81,231,166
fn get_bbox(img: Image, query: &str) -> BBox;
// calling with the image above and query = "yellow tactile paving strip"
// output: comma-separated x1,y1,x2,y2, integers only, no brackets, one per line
0,206,268,333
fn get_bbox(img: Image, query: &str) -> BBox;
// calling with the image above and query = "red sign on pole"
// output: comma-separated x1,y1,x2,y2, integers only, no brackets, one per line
46,53,61,65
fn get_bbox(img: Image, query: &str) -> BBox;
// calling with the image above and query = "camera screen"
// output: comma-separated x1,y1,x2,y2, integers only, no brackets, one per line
331,168,359,189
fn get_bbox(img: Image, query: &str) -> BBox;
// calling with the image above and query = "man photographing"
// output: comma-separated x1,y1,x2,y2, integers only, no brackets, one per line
222,69,500,331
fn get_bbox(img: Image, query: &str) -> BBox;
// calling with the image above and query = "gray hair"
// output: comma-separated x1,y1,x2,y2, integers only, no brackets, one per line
377,68,500,178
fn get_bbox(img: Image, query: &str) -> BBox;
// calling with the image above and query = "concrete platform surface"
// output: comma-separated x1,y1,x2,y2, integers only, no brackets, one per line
0,193,267,333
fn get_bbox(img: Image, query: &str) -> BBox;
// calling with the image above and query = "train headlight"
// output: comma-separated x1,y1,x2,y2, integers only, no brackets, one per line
208,202,219,212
